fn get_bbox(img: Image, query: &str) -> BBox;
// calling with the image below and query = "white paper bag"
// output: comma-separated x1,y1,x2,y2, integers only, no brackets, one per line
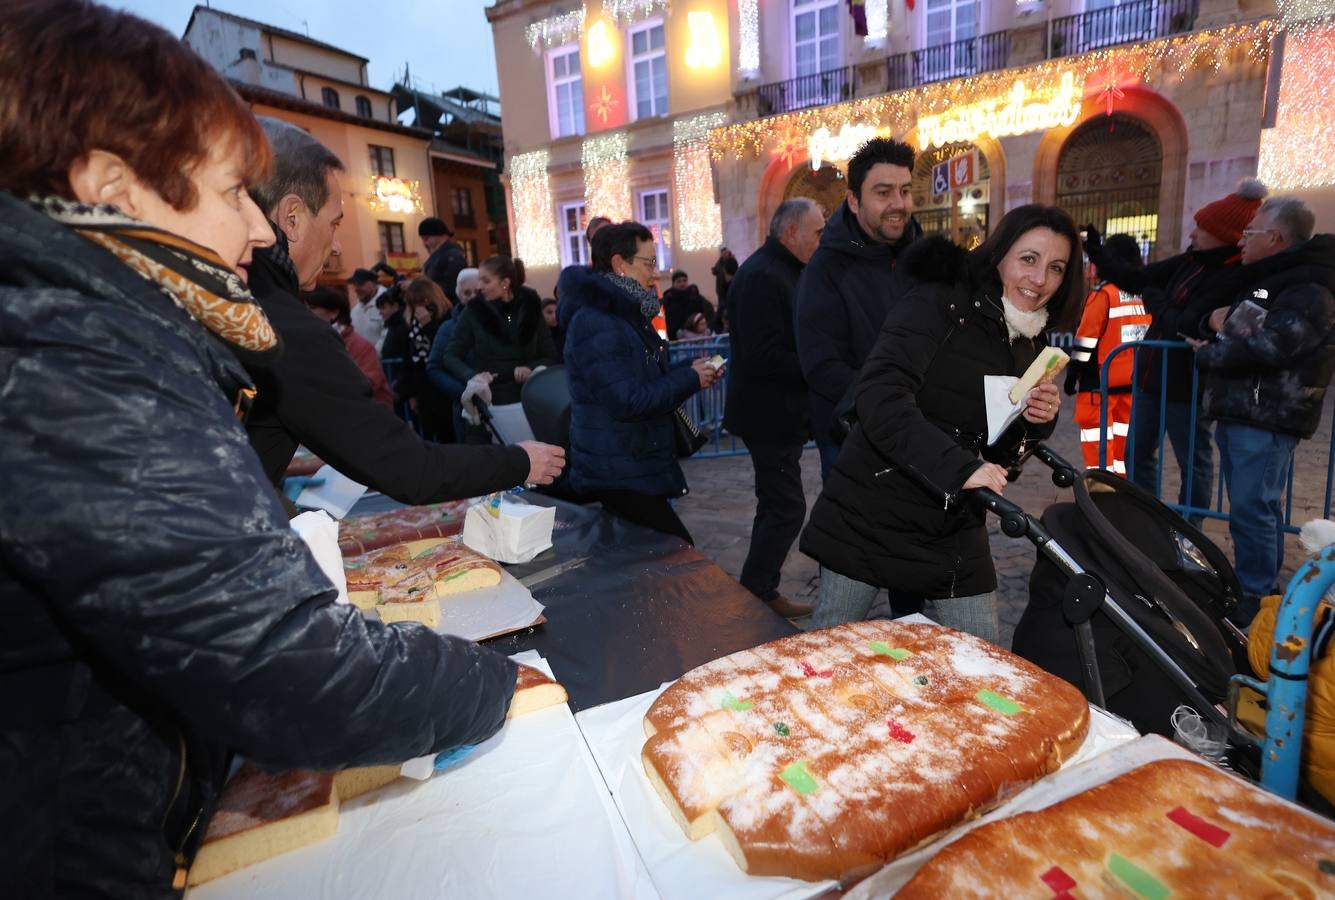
289,510,349,605
293,464,367,519
461,499,555,564
487,401,537,445
983,374,1024,445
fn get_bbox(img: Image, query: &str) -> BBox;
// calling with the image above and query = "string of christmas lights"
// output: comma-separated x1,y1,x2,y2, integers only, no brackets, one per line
602,0,669,26
674,112,727,251
525,7,586,52
709,19,1279,159
1275,0,1335,34
510,150,561,268
582,133,633,220
1258,19,1335,190
737,0,760,75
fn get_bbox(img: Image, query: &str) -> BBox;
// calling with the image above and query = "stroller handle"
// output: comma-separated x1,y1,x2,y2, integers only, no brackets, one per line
1029,443,1079,488
970,488,1032,539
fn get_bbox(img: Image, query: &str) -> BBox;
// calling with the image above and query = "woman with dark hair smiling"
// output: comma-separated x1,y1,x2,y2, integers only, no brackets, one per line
802,204,1083,642
0,1,520,893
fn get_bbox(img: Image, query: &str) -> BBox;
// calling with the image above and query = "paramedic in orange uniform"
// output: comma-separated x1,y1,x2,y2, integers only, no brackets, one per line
1066,234,1153,473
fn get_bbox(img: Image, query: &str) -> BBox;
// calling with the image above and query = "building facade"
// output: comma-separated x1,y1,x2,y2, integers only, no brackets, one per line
487,0,735,299
491,0,1332,294
185,6,436,278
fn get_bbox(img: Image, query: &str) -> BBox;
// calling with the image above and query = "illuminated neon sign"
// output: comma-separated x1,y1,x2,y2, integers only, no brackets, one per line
916,72,1083,149
368,175,424,215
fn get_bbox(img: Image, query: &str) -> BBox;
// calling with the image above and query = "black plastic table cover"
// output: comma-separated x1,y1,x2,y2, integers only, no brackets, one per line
346,493,798,712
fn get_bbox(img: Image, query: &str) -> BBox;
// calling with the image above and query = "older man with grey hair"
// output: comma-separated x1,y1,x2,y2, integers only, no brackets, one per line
242,117,564,506
722,197,825,618
1193,195,1335,625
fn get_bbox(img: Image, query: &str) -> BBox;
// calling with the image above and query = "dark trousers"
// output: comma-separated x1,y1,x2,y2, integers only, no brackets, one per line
739,438,807,601
596,490,694,546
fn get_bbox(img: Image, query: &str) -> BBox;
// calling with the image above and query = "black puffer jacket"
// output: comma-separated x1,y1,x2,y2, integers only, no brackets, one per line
795,200,922,446
1197,234,1335,439
1093,242,1243,400
801,237,1054,596
440,286,557,405
0,193,516,897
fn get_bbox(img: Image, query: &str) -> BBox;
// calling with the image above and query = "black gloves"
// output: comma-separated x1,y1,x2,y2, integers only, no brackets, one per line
1082,224,1103,263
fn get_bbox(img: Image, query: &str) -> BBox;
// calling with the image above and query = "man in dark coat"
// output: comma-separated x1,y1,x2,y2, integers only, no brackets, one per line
1086,178,1267,517
421,216,467,305
244,119,564,504
795,137,922,479
1192,196,1335,625
723,198,825,619
662,270,715,340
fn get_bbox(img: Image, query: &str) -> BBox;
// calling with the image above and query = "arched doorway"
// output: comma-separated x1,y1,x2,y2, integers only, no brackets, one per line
783,163,847,219
911,142,991,249
1055,115,1163,258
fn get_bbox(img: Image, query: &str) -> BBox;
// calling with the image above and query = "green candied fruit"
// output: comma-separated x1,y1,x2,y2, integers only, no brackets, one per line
773,722,790,737
914,675,928,685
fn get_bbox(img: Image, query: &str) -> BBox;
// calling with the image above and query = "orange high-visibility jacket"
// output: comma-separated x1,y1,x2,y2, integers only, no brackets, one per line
1071,283,1152,389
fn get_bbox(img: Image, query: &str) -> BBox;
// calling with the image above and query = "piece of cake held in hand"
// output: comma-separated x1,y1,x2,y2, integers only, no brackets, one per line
343,537,501,628
898,757,1335,898
509,662,569,718
641,621,1089,883
1008,345,1069,404
187,765,339,887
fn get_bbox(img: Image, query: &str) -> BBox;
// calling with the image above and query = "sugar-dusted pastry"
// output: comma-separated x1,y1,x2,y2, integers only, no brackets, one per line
898,758,1335,898
642,621,1089,882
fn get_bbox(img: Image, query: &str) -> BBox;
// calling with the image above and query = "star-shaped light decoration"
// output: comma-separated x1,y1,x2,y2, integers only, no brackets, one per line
770,130,803,170
591,86,619,126
1096,67,1126,118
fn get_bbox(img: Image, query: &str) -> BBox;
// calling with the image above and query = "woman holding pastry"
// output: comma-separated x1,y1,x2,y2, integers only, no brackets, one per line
801,204,1081,641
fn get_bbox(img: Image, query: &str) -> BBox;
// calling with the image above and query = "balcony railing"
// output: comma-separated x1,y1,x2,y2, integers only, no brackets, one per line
756,66,856,116
1050,0,1198,57
886,32,1010,92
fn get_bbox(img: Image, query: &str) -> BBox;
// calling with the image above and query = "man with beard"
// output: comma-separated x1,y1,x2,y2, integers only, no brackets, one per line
795,137,922,480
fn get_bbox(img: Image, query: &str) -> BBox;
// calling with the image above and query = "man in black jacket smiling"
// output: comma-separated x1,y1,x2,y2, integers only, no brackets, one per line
243,119,564,503
724,198,824,619
794,137,922,480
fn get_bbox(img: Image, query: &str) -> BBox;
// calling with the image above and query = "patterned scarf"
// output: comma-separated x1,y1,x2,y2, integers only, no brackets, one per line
408,316,432,364
601,271,661,321
33,196,279,362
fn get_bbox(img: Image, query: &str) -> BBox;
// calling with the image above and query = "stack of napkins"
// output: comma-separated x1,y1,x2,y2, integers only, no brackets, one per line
462,498,555,564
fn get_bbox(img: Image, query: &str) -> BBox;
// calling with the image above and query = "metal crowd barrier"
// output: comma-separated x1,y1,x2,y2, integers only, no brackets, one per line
665,334,751,458
1097,339,1335,534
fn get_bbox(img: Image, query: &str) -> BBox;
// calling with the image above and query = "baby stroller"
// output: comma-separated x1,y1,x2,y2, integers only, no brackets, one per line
976,445,1329,805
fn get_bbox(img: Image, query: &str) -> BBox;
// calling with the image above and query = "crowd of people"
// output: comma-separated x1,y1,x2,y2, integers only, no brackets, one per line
4,1,1335,894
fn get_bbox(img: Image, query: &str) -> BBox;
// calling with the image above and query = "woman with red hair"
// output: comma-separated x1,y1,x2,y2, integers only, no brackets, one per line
0,2,520,894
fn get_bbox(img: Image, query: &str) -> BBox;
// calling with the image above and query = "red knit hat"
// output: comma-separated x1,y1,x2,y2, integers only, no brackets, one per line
1193,177,1268,245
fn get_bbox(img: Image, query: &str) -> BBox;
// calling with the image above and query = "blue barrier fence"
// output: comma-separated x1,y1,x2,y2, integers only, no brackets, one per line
1097,339,1335,534
666,335,752,458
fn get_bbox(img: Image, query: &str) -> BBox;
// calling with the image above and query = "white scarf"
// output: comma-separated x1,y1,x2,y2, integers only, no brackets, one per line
1000,296,1049,341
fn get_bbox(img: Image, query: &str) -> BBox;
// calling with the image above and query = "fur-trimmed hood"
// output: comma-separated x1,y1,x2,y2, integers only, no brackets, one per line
897,233,988,290
464,285,543,344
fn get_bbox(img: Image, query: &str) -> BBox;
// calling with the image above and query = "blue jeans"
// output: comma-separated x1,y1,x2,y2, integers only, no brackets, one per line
1216,422,1297,620
1129,392,1215,518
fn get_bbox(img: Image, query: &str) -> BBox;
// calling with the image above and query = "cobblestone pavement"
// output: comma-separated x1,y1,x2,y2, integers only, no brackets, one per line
674,397,1334,649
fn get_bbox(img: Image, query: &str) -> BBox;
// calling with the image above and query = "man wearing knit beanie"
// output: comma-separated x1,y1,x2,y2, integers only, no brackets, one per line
1085,177,1267,523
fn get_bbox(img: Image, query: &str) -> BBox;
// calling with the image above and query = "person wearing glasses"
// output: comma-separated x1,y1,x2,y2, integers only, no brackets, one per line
1188,196,1335,627
557,222,720,544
